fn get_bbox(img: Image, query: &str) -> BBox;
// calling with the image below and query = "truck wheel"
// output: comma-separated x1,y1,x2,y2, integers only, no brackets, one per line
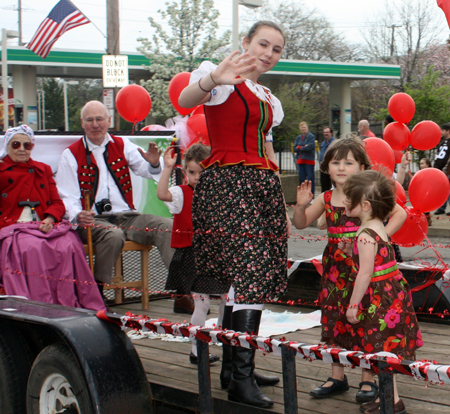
0,323,33,414
27,343,94,414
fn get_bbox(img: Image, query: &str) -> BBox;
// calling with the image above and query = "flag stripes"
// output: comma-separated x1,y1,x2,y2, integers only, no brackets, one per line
26,0,90,59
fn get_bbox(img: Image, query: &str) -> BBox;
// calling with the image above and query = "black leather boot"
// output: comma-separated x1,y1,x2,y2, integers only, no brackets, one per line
227,309,274,408
220,306,233,389
220,306,279,389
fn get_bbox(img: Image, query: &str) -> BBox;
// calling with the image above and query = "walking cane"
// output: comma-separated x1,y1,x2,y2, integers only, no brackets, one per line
83,190,95,274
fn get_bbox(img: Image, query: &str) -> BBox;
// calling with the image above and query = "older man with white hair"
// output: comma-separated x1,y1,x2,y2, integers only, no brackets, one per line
357,119,376,138
55,101,178,307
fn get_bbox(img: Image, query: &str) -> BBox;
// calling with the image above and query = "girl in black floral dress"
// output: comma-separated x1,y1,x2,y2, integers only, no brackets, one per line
341,170,421,414
178,21,289,409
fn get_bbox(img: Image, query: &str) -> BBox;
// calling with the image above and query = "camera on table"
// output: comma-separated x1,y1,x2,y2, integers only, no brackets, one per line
95,198,112,214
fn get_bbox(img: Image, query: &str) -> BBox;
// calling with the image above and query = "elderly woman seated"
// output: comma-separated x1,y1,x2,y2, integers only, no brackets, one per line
0,125,104,310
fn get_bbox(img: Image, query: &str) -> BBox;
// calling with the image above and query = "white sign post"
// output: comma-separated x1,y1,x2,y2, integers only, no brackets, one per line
103,89,115,127
102,55,129,88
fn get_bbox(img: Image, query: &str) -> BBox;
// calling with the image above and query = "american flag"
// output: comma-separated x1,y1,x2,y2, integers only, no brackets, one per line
26,0,90,59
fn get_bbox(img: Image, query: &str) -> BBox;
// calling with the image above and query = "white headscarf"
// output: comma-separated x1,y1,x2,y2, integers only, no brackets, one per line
0,125,35,159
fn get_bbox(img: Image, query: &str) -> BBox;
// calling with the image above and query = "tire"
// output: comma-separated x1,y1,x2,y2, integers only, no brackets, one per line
0,323,33,414
26,343,94,414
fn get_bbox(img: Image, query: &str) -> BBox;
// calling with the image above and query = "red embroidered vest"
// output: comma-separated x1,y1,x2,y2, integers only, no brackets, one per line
68,135,134,210
171,185,193,248
201,82,278,171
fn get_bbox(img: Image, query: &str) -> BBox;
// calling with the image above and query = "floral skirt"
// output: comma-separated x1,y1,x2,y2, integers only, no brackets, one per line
319,243,355,345
192,165,288,304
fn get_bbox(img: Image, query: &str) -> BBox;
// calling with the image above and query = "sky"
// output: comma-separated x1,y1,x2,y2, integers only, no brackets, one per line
0,0,448,54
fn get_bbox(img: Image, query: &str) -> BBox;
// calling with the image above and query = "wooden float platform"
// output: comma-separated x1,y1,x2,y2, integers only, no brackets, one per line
112,298,450,414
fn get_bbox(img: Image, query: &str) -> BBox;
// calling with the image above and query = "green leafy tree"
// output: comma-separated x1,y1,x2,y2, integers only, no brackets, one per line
67,79,104,131
137,0,230,123
271,81,328,144
405,68,450,127
39,78,65,130
37,78,104,132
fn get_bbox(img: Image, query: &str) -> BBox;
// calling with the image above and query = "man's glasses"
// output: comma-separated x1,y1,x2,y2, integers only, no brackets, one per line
11,141,33,150
83,116,109,124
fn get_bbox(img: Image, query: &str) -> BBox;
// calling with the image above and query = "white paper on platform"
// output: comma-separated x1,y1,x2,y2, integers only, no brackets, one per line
128,309,321,342
206,309,322,337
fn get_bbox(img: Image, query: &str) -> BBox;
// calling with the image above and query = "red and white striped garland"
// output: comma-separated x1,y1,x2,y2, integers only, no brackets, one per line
97,310,450,386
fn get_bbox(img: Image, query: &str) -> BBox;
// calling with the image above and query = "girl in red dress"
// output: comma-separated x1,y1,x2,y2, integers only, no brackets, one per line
294,138,406,402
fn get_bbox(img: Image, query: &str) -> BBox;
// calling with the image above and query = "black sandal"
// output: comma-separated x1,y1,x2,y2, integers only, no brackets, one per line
356,380,378,403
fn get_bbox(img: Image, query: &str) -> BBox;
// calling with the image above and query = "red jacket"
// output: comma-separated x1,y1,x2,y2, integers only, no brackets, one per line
0,156,65,229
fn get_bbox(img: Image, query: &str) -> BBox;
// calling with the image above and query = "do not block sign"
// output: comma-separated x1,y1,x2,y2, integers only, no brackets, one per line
102,55,129,88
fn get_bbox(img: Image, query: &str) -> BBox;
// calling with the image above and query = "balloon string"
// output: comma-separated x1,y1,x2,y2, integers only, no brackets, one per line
132,121,137,135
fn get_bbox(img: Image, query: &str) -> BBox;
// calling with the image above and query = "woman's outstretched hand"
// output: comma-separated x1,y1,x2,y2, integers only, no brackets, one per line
212,51,257,85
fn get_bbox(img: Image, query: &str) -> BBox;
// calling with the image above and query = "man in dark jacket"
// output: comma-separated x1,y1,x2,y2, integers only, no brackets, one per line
433,123,450,215
294,122,316,196
319,126,335,192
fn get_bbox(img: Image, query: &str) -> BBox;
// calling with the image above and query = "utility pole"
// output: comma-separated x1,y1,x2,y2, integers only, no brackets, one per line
388,24,402,58
106,0,120,130
18,0,22,45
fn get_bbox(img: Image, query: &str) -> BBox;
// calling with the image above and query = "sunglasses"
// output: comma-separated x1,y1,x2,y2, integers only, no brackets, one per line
11,141,33,150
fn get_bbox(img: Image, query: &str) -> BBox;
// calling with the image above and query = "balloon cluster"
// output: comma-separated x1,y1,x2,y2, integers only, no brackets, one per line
113,74,209,148
167,72,209,147
366,92,450,247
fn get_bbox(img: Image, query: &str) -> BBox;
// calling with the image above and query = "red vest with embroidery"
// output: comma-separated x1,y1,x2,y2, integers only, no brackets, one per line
68,135,134,210
201,82,278,171
171,185,193,248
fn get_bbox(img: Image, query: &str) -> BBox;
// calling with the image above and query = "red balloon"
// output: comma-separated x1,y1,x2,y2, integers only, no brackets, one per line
168,72,196,116
191,105,205,116
115,84,152,123
391,207,428,247
408,168,450,213
140,124,168,132
383,122,410,151
187,114,210,146
409,120,441,151
393,150,403,164
363,138,395,177
394,180,407,207
388,93,415,124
